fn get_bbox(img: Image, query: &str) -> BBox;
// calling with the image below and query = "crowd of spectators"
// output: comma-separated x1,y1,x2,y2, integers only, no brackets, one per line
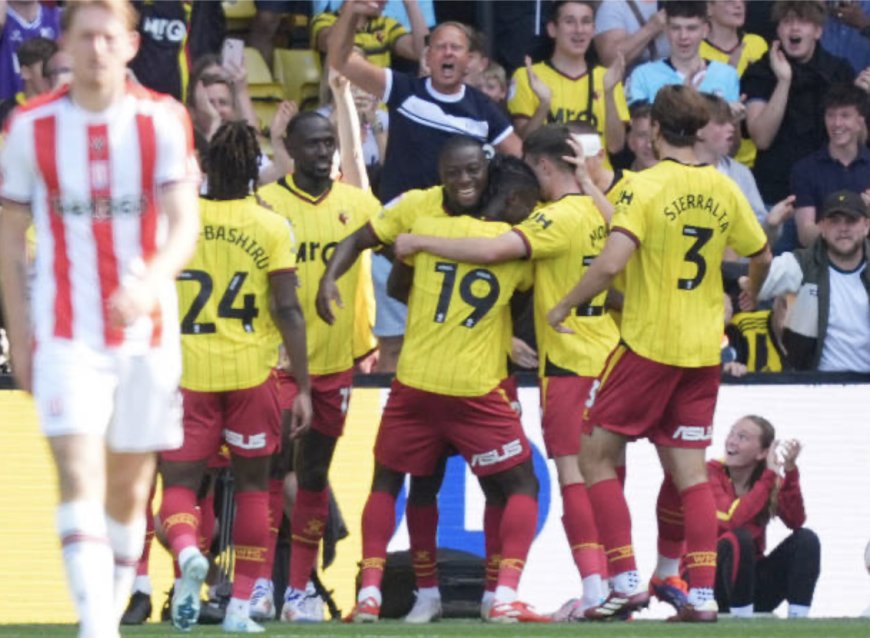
1,0,870,379
1,0,864,625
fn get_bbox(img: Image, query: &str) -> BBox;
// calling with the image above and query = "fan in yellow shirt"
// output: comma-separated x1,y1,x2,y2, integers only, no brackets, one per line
700,0,769,166
548,85,772,622
507,0,629,169
160,121,311,633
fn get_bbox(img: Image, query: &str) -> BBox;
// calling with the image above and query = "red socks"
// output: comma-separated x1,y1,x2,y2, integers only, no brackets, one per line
406,504,439,589
561,483,605,578
588,478,636,576
497,494,537,591
483,504,504,592
232,491,269,600
198,492,216,553
160,486,199,558
657,474,685,559
360,491,397,590
263,478,285,580
136,483,156,576
681,482,717,590
289,488,329,590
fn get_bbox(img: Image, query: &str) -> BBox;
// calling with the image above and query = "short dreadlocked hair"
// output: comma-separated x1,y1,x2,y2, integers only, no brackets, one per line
205,121,261,201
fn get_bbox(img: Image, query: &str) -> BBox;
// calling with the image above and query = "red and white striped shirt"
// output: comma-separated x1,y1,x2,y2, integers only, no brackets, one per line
1,83,199,352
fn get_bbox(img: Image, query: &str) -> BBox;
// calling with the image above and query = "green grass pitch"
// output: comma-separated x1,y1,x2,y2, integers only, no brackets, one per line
2,619,868,638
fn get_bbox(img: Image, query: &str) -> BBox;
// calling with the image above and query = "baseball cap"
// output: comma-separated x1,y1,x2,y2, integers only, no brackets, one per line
820,190,868,220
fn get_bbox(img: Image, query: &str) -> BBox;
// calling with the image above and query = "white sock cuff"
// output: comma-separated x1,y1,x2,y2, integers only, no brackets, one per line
106,515,146,563
56,501,107,539
788,603,810,618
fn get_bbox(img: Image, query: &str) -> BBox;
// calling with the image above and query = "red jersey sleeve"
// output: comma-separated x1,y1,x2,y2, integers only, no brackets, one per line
709,460,777,532
776,468,806,530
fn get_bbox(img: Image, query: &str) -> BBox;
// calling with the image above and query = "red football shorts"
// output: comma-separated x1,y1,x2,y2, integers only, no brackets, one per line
274,368,353,439
375,380,531,477
540,375,596,458
584,344,720,449
163,377,282,462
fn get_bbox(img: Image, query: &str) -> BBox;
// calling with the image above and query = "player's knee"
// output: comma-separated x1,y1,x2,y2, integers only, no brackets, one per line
231,455,270,492
408,472,445,506
297,463,329,492
371,464,405,496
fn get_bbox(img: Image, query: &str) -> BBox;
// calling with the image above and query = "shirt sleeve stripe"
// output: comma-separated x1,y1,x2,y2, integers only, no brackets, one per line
268,267,297,277
511,227,533,259
612,226,640,247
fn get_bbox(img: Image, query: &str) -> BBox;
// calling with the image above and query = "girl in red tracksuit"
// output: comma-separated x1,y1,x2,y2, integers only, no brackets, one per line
709,415,819,617
654,415,820,618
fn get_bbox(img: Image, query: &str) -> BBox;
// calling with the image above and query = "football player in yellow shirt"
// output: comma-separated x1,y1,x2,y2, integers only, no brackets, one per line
348,154,551,625
159,121,312,633
548,85,772,622
396,125,618,618
508,1,629,161
256,112,383,622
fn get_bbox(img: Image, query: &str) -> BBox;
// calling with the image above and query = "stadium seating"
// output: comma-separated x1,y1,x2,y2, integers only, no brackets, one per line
243,47,288,134
273,48,322,111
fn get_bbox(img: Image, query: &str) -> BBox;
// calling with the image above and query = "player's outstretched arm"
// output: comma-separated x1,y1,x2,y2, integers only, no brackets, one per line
739,243,773,311
0,200,33,392
108,181,200,328
394,231,526,264
317,223,381,324
271,271,313,439
548,231,636,332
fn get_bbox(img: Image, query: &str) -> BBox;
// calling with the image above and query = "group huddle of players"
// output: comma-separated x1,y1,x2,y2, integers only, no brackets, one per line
160,77,771,630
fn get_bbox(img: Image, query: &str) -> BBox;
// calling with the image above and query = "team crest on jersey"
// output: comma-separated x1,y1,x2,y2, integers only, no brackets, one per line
338,212,349,225
89,135,107,153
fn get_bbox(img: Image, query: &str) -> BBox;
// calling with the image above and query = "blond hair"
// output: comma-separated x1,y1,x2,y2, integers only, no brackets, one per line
62,0,139,32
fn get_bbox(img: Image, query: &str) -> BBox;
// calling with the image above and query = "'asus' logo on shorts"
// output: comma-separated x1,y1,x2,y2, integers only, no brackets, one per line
672,425,713,441
223,430,266,450
470,439,523,467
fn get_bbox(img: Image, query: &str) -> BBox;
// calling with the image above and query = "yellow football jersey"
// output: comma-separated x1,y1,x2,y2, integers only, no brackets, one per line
611,160,767,367
508,62,629,168
700,34,767,167
398,215,533,397
700,34,768,77
727,310,783,372
259,177,381,375
178,197,297,392
310,12,407,68
369,185,448,245
514,194,619,377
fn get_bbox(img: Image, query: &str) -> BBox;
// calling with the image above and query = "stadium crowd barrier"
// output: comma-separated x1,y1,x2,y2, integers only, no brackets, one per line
1,372,868,622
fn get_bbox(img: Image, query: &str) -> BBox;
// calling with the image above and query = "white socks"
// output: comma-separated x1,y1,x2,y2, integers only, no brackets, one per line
653,555,682,580
358,585,382,605
57,501,115,638
730,603,753,617
581,574,604,606
494,585,518,604
788,604,810,618
132,575,152,596
416,586,440,601
106,515,146,623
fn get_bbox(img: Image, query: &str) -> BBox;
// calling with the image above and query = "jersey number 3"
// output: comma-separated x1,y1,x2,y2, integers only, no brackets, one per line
678,225,713,291
432,262,501,328
179,269,260,334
